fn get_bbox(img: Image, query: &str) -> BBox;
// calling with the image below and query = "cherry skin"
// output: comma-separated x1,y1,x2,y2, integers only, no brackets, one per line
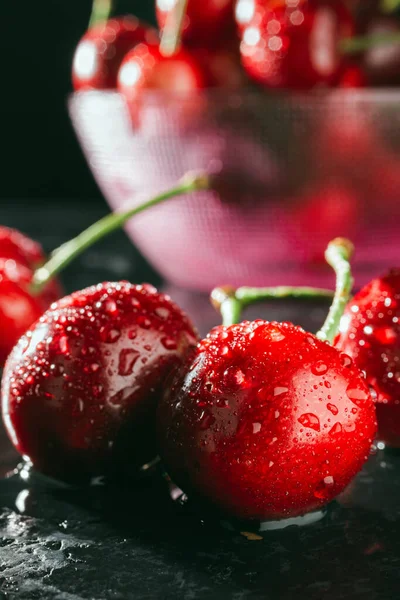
239,0,354,89
335,270,400,447
1,282,199,483
156,0,236,47
158,320,376,521
72,17,159,90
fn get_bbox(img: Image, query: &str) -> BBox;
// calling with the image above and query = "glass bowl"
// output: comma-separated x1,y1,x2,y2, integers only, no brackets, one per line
69,89,400,291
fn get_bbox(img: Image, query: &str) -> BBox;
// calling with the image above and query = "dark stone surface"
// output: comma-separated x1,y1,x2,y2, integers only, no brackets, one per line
1,200,399,599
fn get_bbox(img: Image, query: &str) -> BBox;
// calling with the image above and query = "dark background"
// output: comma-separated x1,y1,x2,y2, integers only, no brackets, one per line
1,1,156,202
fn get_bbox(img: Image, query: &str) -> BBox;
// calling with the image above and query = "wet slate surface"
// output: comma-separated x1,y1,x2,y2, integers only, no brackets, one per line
1,200,400,599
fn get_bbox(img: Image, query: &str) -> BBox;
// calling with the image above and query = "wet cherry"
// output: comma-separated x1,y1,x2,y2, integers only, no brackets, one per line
239,0,354,89
156,0,236,47
158,319,376,520
335,270,400,447
72,17,159,90
118,43,206,99
1,282,199,483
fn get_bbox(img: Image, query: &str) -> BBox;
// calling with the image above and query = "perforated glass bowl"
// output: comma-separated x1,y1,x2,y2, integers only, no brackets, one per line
69,89,400,291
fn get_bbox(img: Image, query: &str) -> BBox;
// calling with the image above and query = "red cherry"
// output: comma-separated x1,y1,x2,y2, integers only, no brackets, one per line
158,320,376,521
156,0,236,47
72,17,159,90
118,43,206,97
1,282,199,483
0,260,61,366
0,226,45,269
118,43,207,130
239,0,354,89
335,270,400,447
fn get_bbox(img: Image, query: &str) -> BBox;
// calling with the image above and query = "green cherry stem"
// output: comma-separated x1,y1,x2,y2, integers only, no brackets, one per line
160,0,188,57
316,238,354,345
211,286,334,328
89,0,113,27
31,172,209,295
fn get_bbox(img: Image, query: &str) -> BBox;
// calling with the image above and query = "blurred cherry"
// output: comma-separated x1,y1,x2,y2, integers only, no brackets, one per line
0,226,45,269
72,17,159,90
0,259,61,366
290,184,360,264
239,0,354,89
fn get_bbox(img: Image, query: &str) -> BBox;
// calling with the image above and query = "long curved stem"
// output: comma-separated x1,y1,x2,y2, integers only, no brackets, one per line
89,0,113,27
316,238,354,344
31,172,209,295
159,0,188,57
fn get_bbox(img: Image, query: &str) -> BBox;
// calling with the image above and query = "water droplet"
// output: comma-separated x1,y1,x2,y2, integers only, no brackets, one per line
161,337,178,351
324,381,331,389
253,422,261,434
340,353,352,368
314,477,334,500
100,325,121,344
275,410,280,419
131,298,140,308
269,328,285,342
327,403,338,415
346,385,370,407
118,349,140,376
329,422,342,436
137,316,151,329
274,386,289,397
311,362,328,376
128,330,137,340
298,413,320,432
105,299,118,314
155,307,170,320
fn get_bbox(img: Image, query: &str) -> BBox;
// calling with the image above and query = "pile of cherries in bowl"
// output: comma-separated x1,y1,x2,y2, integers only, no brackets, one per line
1,216,400,530
72,0,400,98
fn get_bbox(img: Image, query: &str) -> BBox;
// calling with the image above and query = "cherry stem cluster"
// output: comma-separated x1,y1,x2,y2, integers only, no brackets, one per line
212,238,354,346
89,0,113,27
31,172,209,295
159,0,188,57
